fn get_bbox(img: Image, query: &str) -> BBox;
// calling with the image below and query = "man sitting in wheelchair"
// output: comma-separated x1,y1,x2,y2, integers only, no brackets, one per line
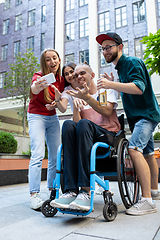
50,63,121,211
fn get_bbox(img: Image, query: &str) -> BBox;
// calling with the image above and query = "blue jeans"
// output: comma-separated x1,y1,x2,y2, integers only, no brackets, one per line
128,118,158,156
62,119,111,192
27,113,60,193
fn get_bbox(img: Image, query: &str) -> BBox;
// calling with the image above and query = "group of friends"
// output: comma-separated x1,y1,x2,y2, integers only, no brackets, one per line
27,32,160,216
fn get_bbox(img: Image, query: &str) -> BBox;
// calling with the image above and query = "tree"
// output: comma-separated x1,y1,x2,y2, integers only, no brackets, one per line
141,29,160,76
4,51,40,136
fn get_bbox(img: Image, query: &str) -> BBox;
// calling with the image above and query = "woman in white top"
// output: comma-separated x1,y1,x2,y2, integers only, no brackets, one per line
52,62,85,113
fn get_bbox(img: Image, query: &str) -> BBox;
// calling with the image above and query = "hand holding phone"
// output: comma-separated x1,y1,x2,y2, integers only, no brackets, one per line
38,73,56,85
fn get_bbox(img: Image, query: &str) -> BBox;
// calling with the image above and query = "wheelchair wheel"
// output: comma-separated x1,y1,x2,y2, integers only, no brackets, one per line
103,202,118,221
41,200,58,217
117,138,139,209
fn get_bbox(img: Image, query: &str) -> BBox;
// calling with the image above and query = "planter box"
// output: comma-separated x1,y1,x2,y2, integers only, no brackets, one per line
0,154,48,186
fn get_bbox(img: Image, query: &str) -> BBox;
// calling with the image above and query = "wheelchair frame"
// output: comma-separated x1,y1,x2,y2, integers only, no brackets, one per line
41,129,139,221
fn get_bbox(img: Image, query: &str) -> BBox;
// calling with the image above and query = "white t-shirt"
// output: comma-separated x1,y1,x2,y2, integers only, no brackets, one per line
79,89,120,132
61,85,75,112
83,89,118,110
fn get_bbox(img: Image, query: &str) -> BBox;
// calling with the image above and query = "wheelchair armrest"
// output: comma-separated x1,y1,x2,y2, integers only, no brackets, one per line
113,130,125,148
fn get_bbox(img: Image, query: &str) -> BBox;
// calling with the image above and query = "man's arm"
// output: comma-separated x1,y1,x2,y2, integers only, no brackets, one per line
97,72,143,95
67,83,115,117
73,105,81,123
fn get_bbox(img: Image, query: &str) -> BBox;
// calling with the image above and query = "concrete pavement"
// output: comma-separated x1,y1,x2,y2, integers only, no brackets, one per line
0,181,160,240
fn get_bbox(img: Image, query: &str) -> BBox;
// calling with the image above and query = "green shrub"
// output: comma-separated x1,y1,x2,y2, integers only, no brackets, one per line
0,131,18,153
154,132,160,140
22,142,48,159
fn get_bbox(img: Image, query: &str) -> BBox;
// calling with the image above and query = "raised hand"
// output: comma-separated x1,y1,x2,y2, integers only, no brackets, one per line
31,77,48,94
97,72,114,90
67,82,90,101
51,84,62,102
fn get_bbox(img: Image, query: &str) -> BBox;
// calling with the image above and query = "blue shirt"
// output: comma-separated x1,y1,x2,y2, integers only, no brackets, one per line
115,54,160,131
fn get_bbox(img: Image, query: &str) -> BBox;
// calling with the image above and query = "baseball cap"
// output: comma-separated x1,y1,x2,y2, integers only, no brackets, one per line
96,32,122,45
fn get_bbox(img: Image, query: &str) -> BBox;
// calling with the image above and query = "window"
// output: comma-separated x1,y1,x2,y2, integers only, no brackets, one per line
66,22,74,41
41,5,46,22
66,0,74,11
27,36,34,52
122,41,129,56
14,41,21,57
65,54,74,63
41,33,45,51
99,11,110,33
15,14,22,31
133,0,145,24
158,0,160,16
0,72,6,89
79,0,88,7
116,6,127,28
134,38,145,59
79,18,89,38
79,50,89,64
3,19,9,35
4,0,10,10
16,0,22,5
28,9,35,26
1,45,8,61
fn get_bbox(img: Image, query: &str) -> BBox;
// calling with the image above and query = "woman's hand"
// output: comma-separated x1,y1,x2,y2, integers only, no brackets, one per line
31,77,49,94
45,102,56,111
51,84,62,102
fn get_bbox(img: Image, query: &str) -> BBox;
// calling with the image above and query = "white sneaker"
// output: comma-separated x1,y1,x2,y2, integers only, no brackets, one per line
50,192,77,209
69,190,91,211
126,197,157,216
151,191,160,200
30,193,44,210
95,186,104,195
95,185,114,196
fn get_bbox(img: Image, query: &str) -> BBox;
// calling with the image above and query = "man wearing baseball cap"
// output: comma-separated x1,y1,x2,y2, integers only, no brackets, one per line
96,32,160,216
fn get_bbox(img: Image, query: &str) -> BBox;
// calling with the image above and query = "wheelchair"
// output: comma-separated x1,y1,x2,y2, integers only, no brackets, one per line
41,115,139,221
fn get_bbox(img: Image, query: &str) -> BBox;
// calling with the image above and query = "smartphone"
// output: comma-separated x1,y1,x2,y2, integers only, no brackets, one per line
38,73,56,85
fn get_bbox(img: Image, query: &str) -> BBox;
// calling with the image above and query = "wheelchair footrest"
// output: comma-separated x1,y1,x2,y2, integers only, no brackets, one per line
58,208,89,213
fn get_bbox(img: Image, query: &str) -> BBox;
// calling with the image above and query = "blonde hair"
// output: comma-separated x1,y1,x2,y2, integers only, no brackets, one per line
40,48,61,103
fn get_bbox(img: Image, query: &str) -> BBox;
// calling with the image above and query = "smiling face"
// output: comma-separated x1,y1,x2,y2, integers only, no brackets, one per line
101,40,119,64
63,66,75,84
45,50,61,76
74,64,94,88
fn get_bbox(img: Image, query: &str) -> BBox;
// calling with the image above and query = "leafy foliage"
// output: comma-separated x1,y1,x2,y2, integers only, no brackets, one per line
154,132,160,140
0,131,17,153
4,50,40,135
141,29,160,76
22,142,48,159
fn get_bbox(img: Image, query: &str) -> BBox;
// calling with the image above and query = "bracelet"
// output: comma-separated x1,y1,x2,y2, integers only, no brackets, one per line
55,99,60,102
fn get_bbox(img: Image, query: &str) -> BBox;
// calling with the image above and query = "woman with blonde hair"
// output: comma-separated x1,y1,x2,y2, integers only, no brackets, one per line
27,48,64,210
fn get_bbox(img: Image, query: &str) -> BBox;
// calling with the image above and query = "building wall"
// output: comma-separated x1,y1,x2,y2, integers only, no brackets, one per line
0,0,160,134
0,0,56,98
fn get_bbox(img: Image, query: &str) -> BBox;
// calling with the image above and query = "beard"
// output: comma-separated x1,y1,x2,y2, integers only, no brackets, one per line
105,51,118,63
